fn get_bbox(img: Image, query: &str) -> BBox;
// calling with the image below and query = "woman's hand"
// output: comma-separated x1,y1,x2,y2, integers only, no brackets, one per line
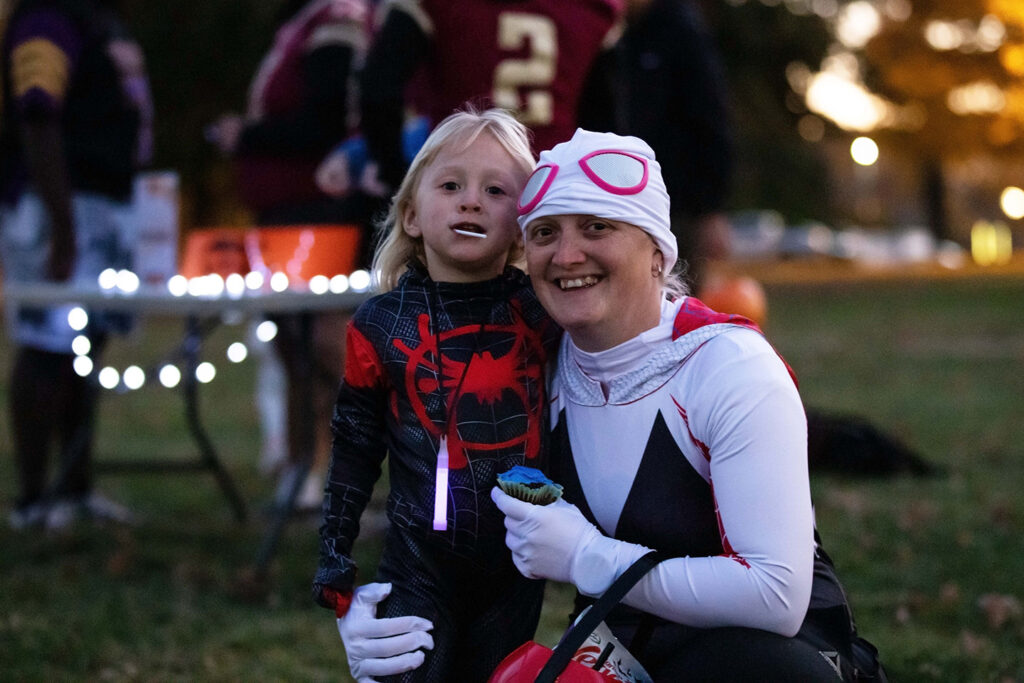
491,487,650,595
336,582,434,682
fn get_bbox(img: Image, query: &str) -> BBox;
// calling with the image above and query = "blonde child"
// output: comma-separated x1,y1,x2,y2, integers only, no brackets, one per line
313,108,560,682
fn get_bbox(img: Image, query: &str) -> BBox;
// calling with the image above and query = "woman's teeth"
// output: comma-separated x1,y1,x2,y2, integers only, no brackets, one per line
558,276,599,290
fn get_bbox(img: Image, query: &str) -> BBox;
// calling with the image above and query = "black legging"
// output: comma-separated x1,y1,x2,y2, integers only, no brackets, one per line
606,603,886,682
643,626,845,682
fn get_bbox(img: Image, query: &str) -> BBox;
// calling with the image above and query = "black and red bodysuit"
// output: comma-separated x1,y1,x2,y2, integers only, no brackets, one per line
315,264,559,681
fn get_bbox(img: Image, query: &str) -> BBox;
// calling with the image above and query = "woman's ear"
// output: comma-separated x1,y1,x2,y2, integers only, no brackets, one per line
652,250,665,278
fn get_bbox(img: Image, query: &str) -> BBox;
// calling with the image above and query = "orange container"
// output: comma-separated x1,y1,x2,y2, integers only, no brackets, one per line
244,224,362,281
180,224,362,283
180,227,249,278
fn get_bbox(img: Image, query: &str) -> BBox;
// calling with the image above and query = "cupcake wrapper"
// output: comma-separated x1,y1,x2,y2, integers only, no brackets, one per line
498,480,563,506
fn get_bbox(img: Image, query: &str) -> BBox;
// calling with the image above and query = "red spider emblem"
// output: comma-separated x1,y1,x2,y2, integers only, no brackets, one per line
391,307,546,469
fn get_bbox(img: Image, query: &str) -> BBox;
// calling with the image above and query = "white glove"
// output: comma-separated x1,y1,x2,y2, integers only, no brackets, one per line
491,487,650,596
337,582,434,682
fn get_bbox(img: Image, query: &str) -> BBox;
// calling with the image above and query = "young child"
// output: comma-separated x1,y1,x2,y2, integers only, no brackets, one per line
313,108,560,682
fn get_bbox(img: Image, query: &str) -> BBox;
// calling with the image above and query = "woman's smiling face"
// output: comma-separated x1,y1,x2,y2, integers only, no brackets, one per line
524,214,664,352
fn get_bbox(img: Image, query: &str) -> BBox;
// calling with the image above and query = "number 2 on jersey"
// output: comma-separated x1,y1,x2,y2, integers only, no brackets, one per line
493,12,556,127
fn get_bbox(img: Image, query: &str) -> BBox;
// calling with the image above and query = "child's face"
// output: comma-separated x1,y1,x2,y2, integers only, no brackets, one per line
403,131,525,283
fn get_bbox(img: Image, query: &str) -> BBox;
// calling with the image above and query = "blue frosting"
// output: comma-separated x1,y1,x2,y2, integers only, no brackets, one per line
498,465,554,486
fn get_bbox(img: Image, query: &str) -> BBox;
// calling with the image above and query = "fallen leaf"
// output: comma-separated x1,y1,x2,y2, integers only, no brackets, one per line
977,593,1022,630
939,582,960,604
958,629,988,656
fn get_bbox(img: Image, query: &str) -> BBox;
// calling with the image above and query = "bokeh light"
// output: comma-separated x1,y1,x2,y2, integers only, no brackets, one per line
159,364,181,388
98,367,120,390
195,362,217,384
256,320,278,342
71,335,91,357
999,186,1024,220
123,365,146,390
270,272,290,292
67,307,89,331
73,356,94,377
850,136,879,165
971,220,1013,265
227,342,248,363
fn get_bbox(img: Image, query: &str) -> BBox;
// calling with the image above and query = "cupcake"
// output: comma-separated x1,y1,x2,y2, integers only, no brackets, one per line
496,465,563,505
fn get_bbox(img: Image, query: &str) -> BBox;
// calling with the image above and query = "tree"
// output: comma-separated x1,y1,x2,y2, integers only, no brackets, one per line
703,0,836,223
840,0,1024,238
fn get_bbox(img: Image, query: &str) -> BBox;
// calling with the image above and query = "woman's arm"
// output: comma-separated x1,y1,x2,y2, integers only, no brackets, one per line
621,332,814,635
496,330,814,636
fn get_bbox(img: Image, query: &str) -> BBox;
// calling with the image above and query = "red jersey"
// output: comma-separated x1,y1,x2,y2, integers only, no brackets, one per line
388,0,622,152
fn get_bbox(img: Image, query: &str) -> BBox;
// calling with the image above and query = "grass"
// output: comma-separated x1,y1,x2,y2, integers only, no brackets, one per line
1,270,1023,681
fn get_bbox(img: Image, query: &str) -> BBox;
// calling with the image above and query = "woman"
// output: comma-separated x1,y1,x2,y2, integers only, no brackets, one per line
337,130,885,681
491,129,885,681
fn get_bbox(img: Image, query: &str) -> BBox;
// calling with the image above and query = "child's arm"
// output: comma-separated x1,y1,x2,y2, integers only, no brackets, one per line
313,320,390,612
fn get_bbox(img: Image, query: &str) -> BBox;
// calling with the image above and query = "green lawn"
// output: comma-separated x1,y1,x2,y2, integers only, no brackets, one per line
1,272,1022,681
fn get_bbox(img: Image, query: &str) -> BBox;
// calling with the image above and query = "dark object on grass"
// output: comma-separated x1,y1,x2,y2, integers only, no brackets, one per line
807,409,943,477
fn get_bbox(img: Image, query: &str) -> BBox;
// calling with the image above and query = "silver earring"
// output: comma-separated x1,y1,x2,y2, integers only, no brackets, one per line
654,265,663,278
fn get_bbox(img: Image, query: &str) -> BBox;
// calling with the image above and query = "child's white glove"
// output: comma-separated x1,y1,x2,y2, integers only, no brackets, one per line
491,487,650,596
337,582,434,682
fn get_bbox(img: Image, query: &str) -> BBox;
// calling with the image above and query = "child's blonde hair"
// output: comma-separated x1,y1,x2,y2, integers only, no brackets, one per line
371,106,536,291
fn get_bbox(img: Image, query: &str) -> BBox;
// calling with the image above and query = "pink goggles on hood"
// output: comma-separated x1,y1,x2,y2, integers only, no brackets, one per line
517,149,650,215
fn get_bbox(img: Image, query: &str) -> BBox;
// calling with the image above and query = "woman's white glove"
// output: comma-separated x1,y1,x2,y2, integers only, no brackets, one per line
491,487,650,596
337,582,434,682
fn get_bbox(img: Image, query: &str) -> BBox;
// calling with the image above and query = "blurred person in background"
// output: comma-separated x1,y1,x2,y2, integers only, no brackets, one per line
206,0,374,511
0,0,153,530
579,0,733,294
350,0,624,197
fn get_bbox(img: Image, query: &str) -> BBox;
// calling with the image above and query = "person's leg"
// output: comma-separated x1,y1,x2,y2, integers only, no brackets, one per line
451,571,545,682
649,626,847,682
374,531,457,683
309,312,348,500
45,194,136,527
270,312,347,510
53,334,107,498
9,346,62,509
267,313,318,509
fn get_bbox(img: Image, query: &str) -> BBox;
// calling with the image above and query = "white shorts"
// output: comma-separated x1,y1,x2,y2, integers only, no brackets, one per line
0,192,136,353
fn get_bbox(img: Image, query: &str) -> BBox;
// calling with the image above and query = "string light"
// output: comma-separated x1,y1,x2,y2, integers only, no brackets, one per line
73,356,94,377
123,366,146,390
67,307,89,331
270,272,290,292
71,335,91,357
227,342,248,363
256,320,278,342
159,365,181,388
195,362,216,384
329,274,349,293
98,367,120,390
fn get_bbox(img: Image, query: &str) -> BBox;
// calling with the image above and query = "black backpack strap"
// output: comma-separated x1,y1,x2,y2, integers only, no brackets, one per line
535,551,662,683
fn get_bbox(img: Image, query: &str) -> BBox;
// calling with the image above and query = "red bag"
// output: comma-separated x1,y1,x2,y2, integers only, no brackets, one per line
488,552,662,683
489,642,614,683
